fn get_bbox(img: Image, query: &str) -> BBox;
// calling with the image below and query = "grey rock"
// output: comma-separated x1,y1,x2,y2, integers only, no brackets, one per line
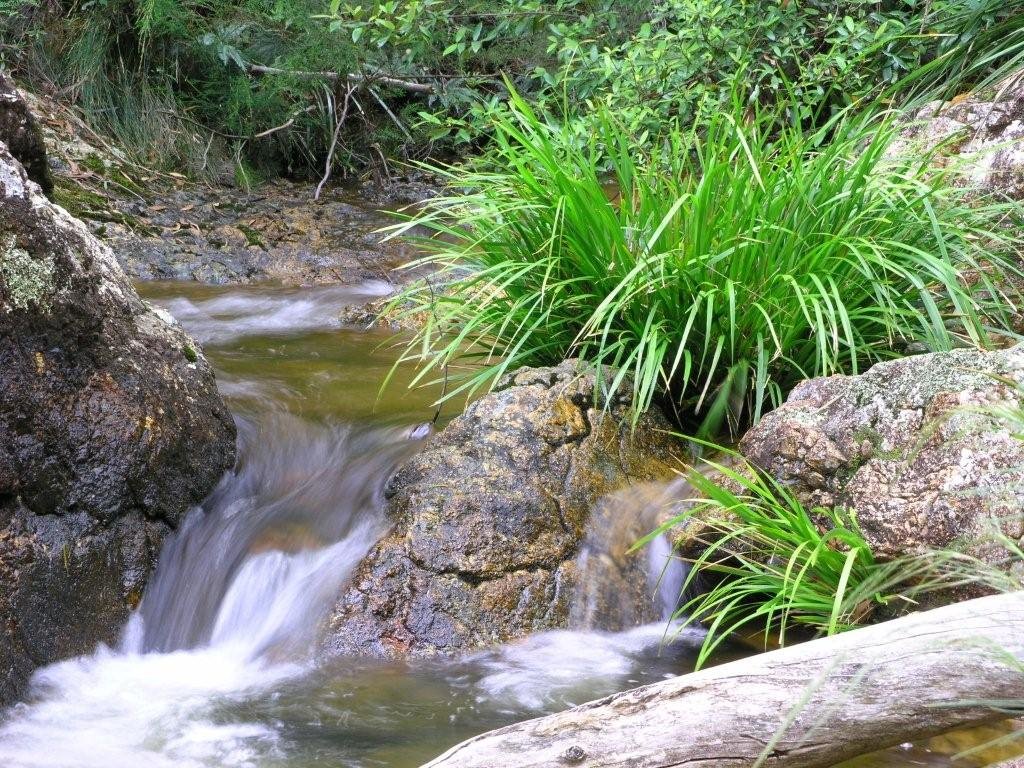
894,80,1024,200
324,361,683,659
0,72,52,196
108,183,419,286
0,143,236,702
739,346,1024,567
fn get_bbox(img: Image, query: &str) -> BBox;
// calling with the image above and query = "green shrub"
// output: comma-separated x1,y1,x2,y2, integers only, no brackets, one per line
387,87,1021,436
10,0,365,175
522,0,927,149
12,1,1020,177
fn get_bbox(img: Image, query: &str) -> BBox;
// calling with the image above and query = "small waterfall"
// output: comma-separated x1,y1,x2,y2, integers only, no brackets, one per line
570,478,693,631
0,271,719,768
648,531,687,621
469,477,706,713
0,410,429,768
127,412,426,660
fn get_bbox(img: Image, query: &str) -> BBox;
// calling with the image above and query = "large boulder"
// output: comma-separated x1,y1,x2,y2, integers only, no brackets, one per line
324,361,683,659
0,137,236,701
739,346,1024,565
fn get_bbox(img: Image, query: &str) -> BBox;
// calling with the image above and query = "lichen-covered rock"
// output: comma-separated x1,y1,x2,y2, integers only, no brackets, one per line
739,346,1024,565
0,144,236,702
895,82,1024,199
0,73,52,196
324,361,683,659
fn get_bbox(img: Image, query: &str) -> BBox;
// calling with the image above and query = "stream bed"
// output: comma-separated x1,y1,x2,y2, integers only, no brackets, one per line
0,280,1005,768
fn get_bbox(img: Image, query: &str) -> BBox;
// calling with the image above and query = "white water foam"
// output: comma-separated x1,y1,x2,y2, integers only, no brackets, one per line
0,417,416,768
160,281,393,345
0,526,383,768
0,638,294,768
469,623,704,710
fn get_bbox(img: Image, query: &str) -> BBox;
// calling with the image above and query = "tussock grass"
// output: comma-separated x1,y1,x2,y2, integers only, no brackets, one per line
387,88,1021,436
903,0,1024,101
644,453,1019,669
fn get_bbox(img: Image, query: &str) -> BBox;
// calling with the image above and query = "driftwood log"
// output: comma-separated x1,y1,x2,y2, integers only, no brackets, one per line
423,592,1024,768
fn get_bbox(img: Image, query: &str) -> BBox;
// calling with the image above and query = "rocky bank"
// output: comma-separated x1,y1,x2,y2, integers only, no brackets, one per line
0,79,235,703
897,77,1024,200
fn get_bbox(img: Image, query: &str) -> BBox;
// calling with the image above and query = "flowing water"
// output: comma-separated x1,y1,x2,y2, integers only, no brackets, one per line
0,280,1012,768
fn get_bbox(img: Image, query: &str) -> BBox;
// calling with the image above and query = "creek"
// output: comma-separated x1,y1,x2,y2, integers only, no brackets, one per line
0,278,996,768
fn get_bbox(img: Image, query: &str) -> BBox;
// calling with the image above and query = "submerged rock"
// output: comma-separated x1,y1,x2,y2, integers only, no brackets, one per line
324,361,684,658
0,141,236,702
739,346,1024,567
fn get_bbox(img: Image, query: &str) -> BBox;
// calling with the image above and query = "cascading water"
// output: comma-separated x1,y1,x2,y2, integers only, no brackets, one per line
0,281,951,768
0,411,428,768
129,414,426,658
570,479,692,631
153,281,395,346
0,282,707,768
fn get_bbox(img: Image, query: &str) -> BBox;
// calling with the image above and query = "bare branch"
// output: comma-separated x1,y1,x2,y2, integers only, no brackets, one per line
247,64,434,94
314,84,355,200
252,105,319,139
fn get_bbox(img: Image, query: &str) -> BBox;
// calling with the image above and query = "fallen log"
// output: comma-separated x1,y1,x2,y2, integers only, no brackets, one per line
422,592,1024,768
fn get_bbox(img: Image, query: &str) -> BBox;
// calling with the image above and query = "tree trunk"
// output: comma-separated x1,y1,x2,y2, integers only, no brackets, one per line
422,592,1024,768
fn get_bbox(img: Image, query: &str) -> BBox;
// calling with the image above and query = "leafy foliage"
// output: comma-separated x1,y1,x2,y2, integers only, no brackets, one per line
10,0,366,175
903,0,1024,100
645,452,1018,669
515,1,929,150
386,88,1020,436
8,0,1023,176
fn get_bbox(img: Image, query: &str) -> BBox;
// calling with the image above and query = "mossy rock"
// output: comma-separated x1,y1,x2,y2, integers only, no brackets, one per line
325,360,685,659
740,346,1024,568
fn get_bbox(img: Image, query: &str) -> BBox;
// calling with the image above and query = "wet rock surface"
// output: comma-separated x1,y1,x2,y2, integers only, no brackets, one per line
107,182,424,285
739,346,1024,566
14,81,432,287
325,361,684,659
0,139,236,702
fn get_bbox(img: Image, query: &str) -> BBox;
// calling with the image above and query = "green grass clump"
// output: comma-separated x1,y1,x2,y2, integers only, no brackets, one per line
902,0,1024,101
645,454,1010,669
387,89,1020,436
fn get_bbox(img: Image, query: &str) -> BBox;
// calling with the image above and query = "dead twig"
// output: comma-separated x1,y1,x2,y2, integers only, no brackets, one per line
252,105,319,139
368,85,412,142
314,84,355,200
